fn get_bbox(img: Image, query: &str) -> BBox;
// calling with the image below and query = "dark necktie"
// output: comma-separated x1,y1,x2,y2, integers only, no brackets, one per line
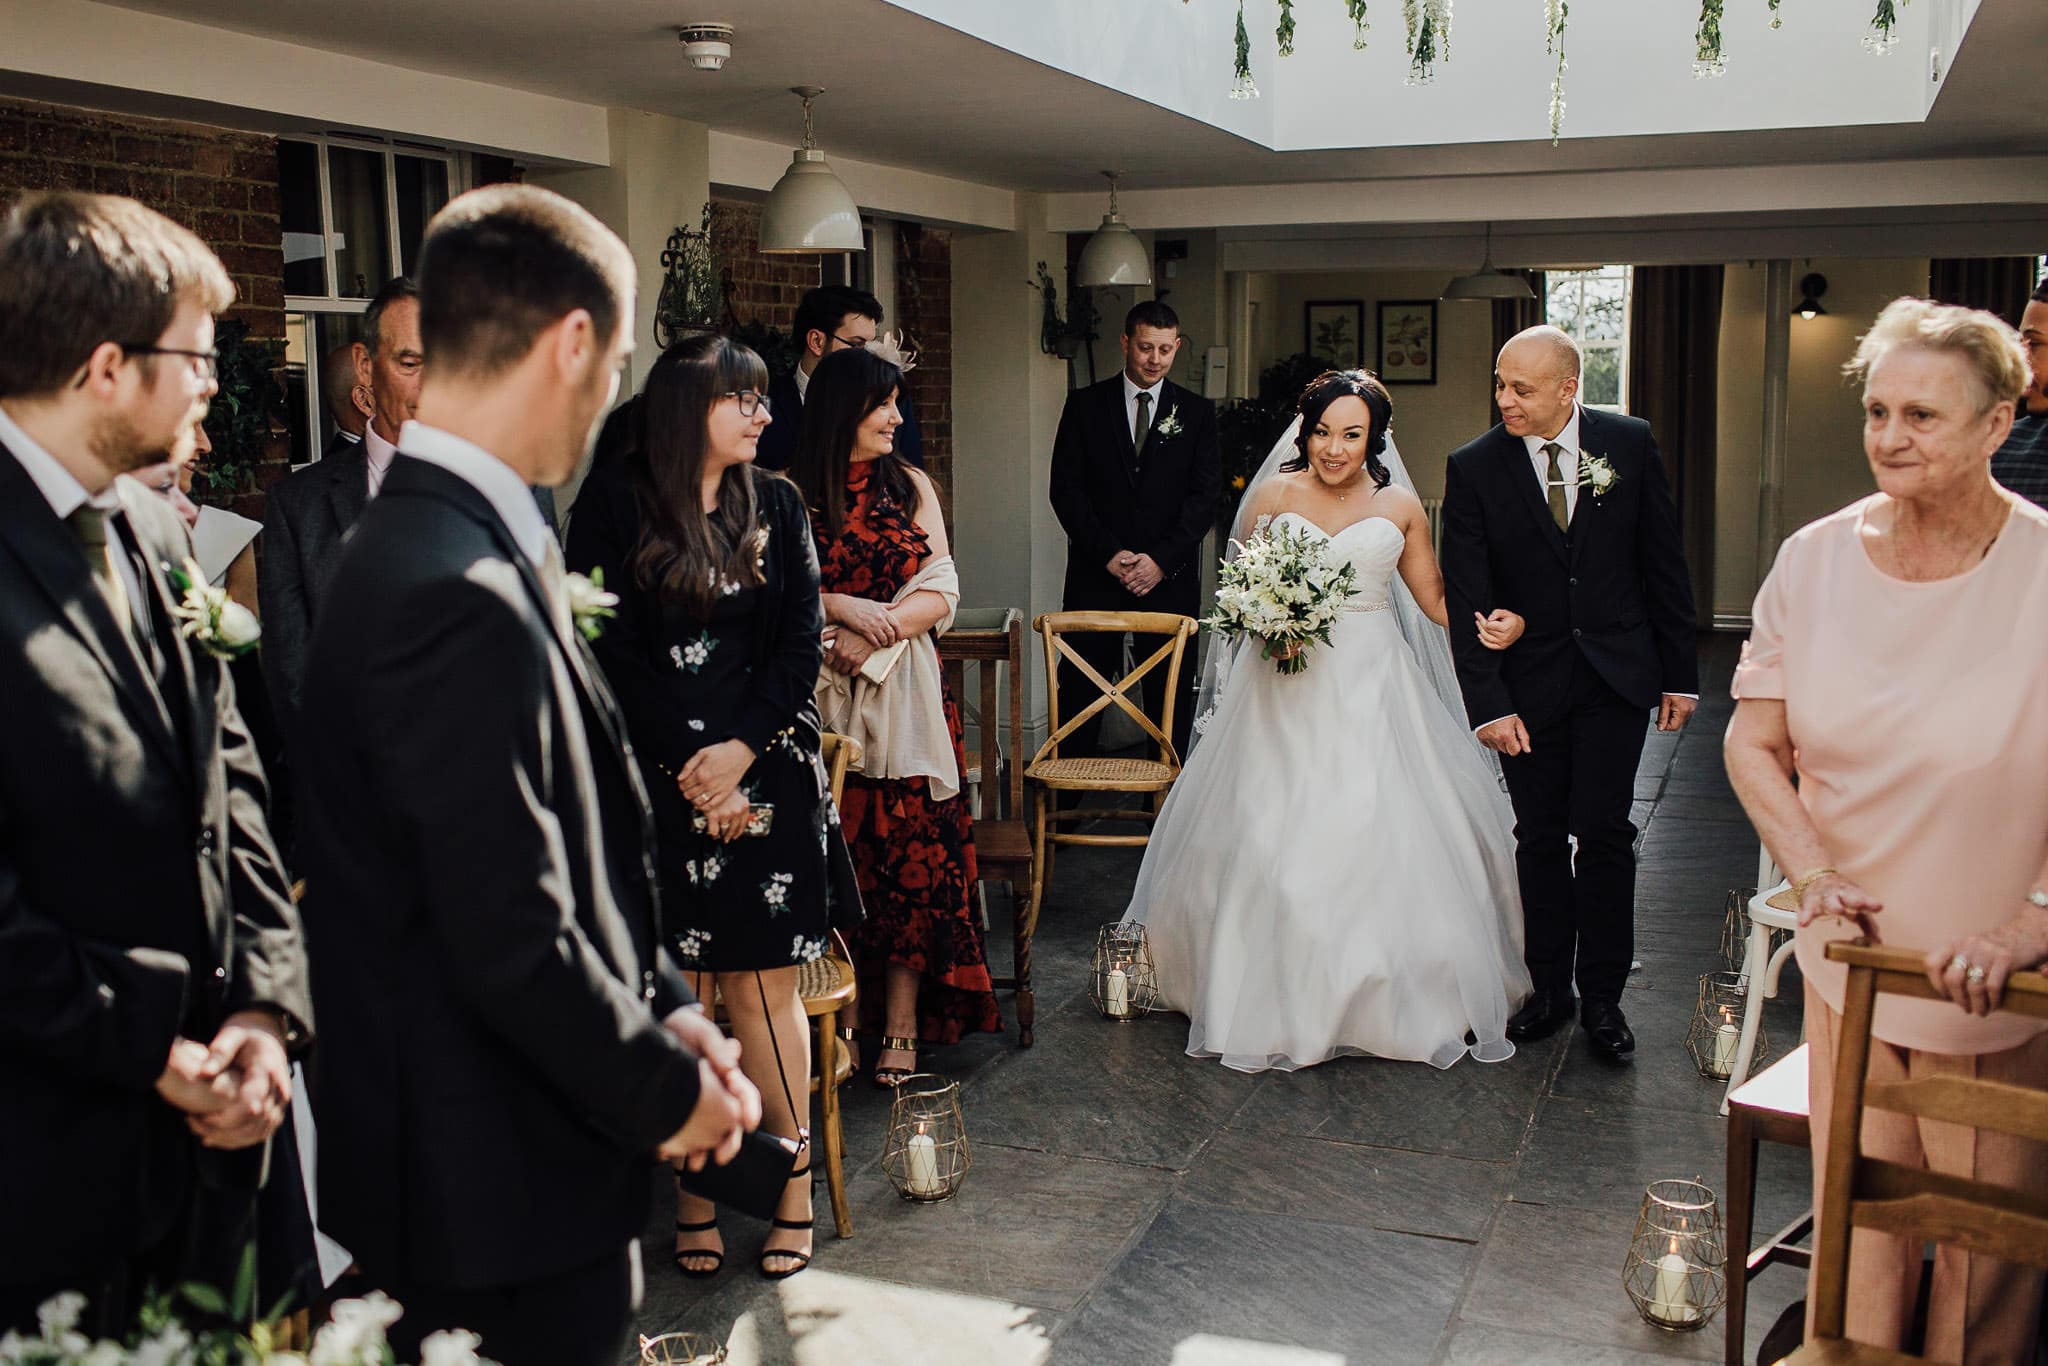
1133,390,1153,468
1542,442,1570,533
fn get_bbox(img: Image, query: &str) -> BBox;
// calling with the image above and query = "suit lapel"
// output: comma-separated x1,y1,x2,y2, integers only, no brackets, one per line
1501,427,1569,565
0,446,188,773
1566,409,1599,566
117,480,210,784
326,446,369,543
1107,380,1139,488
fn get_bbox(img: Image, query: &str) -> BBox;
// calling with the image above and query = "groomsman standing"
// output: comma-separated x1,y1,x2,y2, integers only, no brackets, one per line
1049,300,1221,761
295,185,757,1366
0,192,311,1334
1441,325,1698,1062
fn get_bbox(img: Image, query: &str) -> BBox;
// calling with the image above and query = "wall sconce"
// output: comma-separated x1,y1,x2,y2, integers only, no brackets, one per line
1031,260,1094,360
1793,273,1828,320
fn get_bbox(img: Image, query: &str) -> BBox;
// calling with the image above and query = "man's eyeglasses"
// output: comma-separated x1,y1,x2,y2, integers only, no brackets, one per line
119,343,219,381
829,334,870,351
722,389,773,417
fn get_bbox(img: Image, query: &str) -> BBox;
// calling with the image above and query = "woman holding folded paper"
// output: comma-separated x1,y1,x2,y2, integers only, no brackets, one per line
567,334,861,1282
792,348,1002,1088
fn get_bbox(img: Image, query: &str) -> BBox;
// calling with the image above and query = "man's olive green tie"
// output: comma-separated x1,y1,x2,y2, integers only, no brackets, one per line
1542,441,1570,533
1133,390,1153,467
66,505,134,631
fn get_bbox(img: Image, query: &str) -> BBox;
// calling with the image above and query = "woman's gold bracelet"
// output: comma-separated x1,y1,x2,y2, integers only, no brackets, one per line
1789,867,1839,902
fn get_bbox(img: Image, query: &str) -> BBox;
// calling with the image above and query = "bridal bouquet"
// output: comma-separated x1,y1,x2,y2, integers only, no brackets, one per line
1201,520,1359,676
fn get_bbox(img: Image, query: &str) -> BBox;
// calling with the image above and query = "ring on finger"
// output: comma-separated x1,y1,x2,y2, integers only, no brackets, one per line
1966,964,1988,984
1948,954,1971,973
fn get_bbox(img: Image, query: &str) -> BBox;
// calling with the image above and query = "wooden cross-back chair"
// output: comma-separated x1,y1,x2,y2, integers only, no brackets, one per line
1780,940,2048,1365
1023,610,1198,935
937,609,1040,1044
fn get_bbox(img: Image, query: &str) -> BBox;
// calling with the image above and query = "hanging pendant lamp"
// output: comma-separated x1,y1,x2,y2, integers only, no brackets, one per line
759,86,864,254
1441,223,1535,301
1075,171,1152,288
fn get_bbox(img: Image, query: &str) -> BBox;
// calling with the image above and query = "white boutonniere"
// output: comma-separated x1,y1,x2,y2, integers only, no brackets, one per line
1580,454,1619,497
565,568,618,642
163,558,260,659
1154,405,1184,439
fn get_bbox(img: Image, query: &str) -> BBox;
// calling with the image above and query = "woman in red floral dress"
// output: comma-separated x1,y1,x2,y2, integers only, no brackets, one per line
791,348,1002,1084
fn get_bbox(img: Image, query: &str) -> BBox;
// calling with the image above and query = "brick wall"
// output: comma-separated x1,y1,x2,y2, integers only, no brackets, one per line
0,97,287,512
707,195,954,503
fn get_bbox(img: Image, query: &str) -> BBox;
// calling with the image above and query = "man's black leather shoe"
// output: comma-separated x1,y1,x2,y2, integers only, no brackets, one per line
1582,1000,1636,1062
1506,989,1576,1043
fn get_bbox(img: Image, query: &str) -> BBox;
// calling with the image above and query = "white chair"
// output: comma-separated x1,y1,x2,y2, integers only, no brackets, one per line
1720,846,1800,1115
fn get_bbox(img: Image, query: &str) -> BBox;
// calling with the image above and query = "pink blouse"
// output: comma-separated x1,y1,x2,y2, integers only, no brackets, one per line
1733,494,2048,1054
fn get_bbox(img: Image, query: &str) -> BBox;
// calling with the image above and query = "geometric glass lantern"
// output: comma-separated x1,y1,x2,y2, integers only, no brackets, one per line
1622,1178,1728,1331
881,1073,971,1203
639,1332,728,1365
1687,970,1766,1080
1090,921,1160,1022
1719,887,1756,974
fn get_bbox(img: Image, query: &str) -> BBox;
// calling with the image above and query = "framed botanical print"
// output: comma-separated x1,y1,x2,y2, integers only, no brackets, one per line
1304,300,1364,370
1376,300,1437,385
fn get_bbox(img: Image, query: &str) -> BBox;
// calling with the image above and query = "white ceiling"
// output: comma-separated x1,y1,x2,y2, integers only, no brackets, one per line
83,0,2048,192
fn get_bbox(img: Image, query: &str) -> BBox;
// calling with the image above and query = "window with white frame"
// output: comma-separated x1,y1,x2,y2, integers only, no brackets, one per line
1545,266,1632,413
280,135,463,464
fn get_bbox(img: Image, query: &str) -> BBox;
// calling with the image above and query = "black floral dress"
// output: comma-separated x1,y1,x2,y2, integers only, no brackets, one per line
816,460,1002,1042
568,462,860,971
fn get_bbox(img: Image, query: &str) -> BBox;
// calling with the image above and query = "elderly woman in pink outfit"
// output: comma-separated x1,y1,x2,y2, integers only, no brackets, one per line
1726,297,2048,1365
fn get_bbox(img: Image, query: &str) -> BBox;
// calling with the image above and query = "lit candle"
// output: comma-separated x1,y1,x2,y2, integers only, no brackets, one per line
1647,1245,1699,1325
1106,966,1131,1019
905,1125,942,1198
1709,1021,1741,1078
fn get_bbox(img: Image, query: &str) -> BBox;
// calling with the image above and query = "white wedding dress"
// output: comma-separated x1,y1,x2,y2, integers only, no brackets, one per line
1125,509,1532,1072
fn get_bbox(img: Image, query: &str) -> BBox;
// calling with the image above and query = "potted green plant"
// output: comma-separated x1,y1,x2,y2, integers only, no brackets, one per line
653,203,724,348
196,317,287,508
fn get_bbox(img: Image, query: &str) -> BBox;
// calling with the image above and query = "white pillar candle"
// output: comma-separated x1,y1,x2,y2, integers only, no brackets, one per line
1709,1022,1741,1078
1647,1248,1699,1324
905,1127,942,1197
1106,967,1131,1018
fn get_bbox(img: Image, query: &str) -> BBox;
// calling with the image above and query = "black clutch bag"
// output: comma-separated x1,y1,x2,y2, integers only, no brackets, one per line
674,1128,805,1221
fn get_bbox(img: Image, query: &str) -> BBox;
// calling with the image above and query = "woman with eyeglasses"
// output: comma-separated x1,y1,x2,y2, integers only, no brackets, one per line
788,347,1002,1089
566,334,860,1283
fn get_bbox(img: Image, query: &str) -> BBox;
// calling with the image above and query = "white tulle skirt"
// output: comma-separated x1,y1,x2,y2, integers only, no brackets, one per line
1126,606,1532,1072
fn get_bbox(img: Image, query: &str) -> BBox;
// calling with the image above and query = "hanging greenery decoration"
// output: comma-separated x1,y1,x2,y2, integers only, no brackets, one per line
1231,0,1260,98
1693,0,1727,77
1865,0,1905,53
1545,0,1569,144
1401,0,1452,85
1767,0,1783,30
1345,0,1371,50
1277,0,1297,56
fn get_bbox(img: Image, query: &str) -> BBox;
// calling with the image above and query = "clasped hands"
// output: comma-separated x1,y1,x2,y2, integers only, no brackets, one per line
154,1009,293,1150
655,1006,763,1171
1106,550,1164,597
677,738,756,843
821,592,899,676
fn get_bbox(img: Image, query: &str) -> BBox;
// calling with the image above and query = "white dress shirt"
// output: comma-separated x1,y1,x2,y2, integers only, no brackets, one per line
1123,373,1165,449
363,421,400,498
1524,406,1583,522
793,362,812,405
0,402,151,619
397,421,554,573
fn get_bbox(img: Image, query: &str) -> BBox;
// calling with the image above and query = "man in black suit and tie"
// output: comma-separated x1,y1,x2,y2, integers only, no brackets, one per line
0,192,311,1335
1441,325,1699,1062
756,284,924,471
295,184,757,1366
1049,300,1222,762
261,276,422,733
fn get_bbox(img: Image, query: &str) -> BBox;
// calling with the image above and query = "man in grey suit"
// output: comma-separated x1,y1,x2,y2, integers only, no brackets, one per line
260,276,422,732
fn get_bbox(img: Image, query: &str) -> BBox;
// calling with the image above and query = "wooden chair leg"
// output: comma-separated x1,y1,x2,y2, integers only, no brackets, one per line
1012,877,1037,1048
816,1007,852,1238
1724,1104,1758,1366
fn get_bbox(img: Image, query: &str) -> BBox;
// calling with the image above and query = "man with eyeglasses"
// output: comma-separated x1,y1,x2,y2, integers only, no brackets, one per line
0,190,311,1337
756,284,924,471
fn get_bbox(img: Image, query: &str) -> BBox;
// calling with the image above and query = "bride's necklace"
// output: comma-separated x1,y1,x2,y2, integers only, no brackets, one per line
1330,472,1368,503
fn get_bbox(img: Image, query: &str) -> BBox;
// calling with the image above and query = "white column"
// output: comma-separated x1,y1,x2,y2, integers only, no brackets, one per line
1754,259,1793,582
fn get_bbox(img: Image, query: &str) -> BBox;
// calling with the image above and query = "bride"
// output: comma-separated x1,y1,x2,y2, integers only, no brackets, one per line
1125,370,1532,1072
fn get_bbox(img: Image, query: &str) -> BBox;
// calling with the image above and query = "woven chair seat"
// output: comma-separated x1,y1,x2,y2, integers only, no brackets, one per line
1026,755,1176,788
799,955,856,1010
1765,884,1799,914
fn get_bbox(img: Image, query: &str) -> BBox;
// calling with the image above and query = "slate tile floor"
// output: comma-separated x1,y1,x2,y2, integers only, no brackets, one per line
624,636,1815,1365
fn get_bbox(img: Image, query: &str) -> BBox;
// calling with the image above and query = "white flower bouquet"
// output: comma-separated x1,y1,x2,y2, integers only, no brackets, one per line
1200,520,1359,677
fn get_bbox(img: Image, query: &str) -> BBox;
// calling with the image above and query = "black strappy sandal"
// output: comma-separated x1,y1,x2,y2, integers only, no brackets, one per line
672,1217,724,1280
872,1035,918,1089
758,1165,814,1281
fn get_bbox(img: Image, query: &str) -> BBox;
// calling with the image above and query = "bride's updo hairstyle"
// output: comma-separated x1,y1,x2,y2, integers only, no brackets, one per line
1282,369,1394,491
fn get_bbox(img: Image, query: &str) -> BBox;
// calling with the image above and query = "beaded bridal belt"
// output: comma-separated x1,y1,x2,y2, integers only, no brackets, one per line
1343,600,1394,614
